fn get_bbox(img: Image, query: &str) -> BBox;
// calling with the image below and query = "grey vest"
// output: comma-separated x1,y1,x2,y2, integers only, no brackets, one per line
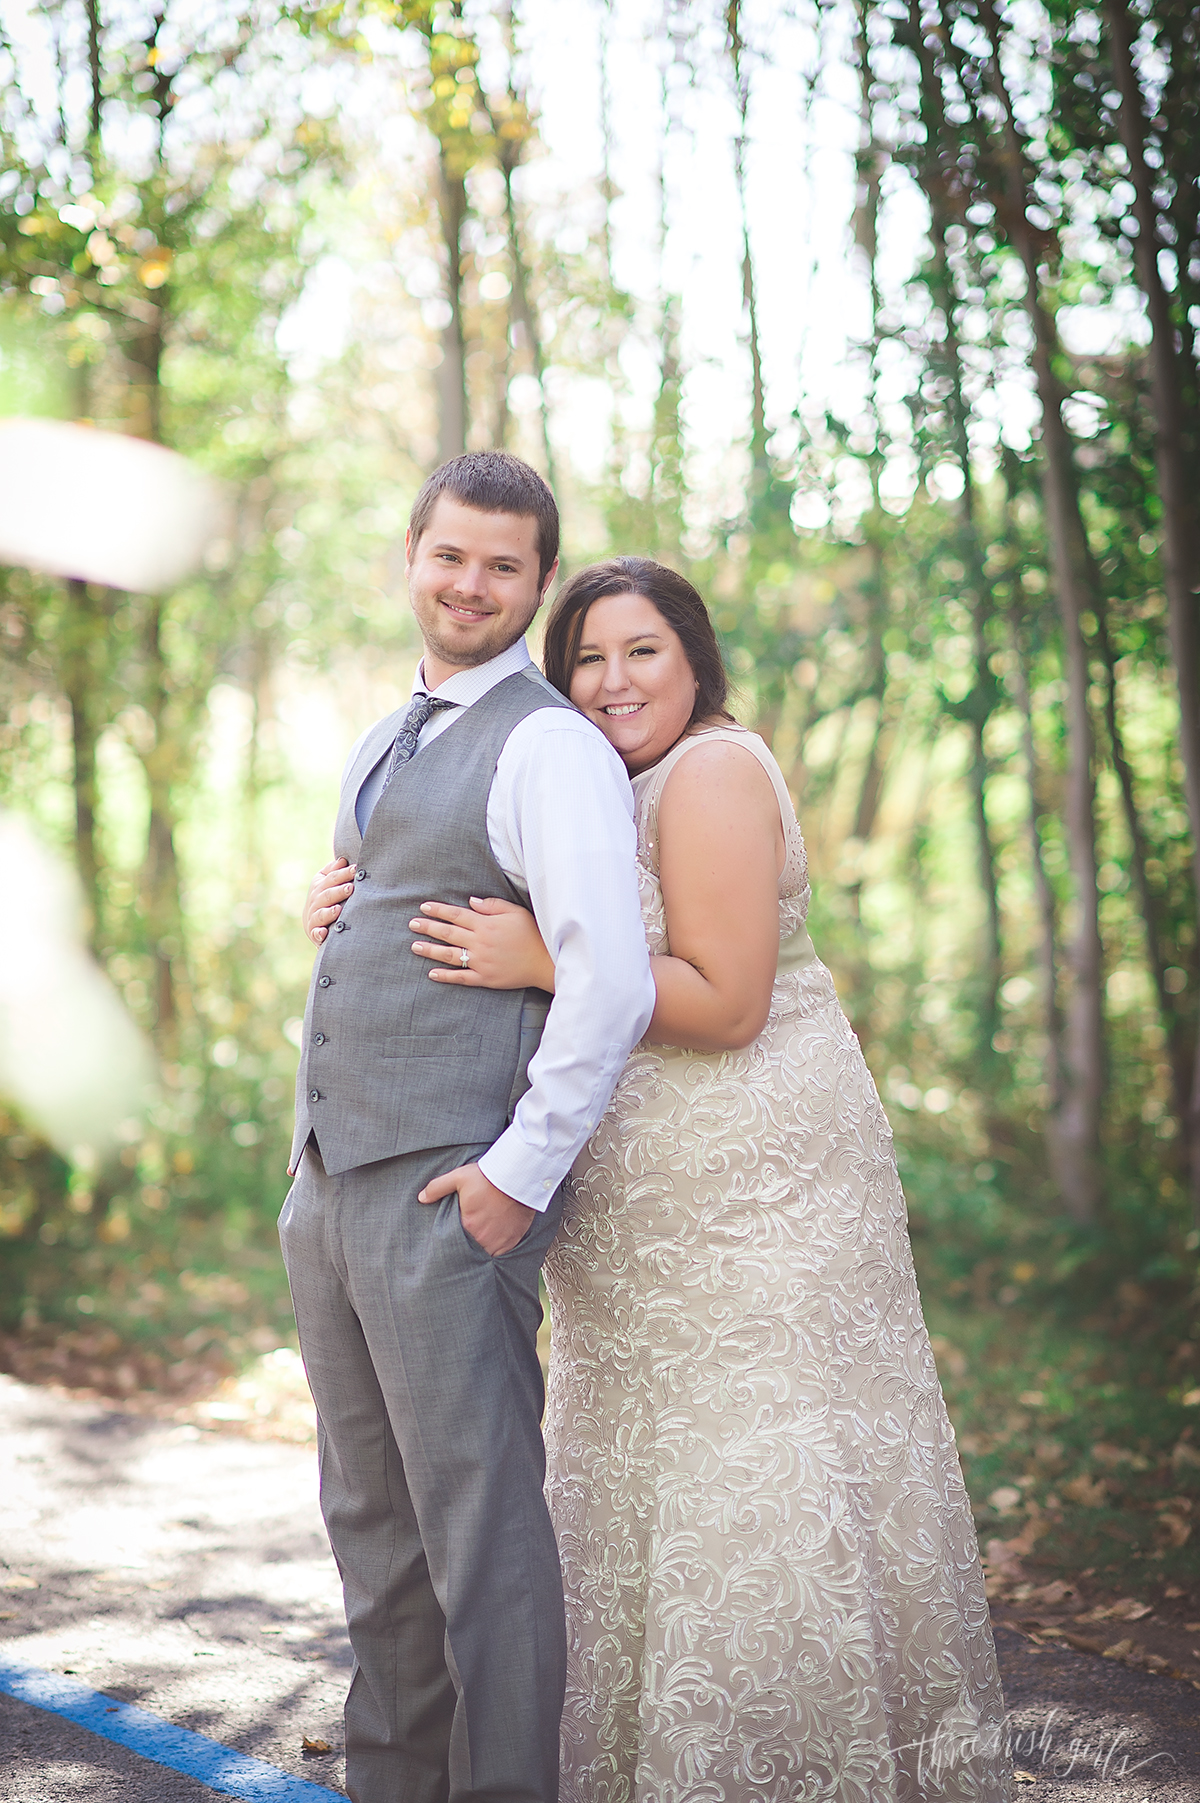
290,665,575,1175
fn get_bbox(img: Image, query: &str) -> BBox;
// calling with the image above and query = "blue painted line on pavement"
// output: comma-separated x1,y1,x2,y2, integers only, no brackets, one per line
0,1655,342,1801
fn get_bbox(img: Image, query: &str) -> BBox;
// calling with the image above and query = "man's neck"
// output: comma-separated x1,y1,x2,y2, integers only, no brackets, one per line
419,639,527,691
419,649,471,691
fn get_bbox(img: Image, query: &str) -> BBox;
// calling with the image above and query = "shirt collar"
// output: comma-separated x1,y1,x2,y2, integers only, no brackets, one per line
411,636,533,708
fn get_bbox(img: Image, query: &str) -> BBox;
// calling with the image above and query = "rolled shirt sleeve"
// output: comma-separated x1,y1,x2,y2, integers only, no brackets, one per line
477,711,655,1208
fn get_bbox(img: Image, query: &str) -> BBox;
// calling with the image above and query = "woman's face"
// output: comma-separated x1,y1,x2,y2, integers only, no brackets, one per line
568,591,699,775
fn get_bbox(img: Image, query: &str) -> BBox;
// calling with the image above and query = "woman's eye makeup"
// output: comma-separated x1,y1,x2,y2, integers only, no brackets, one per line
574,641,659,667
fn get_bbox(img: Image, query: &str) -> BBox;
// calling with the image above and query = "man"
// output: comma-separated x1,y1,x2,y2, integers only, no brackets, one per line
281,451,654,1803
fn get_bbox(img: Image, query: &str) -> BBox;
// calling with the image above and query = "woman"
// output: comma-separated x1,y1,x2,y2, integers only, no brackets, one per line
365,559,1008,1800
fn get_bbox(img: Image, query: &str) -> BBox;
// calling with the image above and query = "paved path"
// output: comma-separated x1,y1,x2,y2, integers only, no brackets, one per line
3,1371,1199,1799
0,1374,348,1798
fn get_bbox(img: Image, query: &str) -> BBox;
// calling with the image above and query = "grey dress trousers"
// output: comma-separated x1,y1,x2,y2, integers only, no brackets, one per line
282,669,577,1803
281,1142,565,1803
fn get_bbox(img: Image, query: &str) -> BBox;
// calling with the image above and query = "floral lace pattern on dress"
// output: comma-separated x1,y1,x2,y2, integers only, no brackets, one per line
543,728,1010,1802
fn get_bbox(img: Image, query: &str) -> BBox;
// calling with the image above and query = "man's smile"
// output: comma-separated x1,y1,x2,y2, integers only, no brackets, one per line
440,597,495,622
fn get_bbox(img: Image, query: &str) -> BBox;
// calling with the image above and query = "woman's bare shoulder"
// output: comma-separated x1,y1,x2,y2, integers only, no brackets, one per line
658,732,780,815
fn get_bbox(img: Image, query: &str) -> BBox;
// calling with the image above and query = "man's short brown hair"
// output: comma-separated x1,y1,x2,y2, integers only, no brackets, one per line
408,451,560,588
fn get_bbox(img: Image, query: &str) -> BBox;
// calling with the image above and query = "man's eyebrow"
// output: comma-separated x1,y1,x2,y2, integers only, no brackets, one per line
428,538,527,565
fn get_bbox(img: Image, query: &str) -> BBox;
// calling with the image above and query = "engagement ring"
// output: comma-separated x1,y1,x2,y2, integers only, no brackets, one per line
460,948,470,968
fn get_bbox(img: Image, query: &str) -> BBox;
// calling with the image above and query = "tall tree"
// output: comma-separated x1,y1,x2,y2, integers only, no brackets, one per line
903,0,1003,1049
970,0,1107,1219
484,7,559,490
0,1,332,1045
1102,0,1200,1215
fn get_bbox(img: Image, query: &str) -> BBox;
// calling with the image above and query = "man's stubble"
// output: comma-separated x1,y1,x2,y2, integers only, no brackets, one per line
410,582,544,673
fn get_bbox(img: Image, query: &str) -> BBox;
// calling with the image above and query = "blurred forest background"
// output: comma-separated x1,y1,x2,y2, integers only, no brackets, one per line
1,0,1199,1585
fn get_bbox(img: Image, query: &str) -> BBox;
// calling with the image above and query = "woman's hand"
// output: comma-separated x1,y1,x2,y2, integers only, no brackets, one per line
409,897,556,992
304,857,355,944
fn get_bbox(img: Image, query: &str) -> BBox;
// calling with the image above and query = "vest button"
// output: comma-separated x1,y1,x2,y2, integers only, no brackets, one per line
313,1033,326,1045
319,976,332,987
309,1089,320,1103
356,870,368,880
335,920,348,932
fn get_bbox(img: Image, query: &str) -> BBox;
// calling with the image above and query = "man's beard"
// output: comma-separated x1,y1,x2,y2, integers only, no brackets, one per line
413,585,540,669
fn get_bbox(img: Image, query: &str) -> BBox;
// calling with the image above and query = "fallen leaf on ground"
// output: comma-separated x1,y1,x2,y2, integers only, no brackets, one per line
983,1538,1025,1584
301,1737,332,1756
1156,1512,1192,1548
1091,1442,1149,1470
1060,1630,1110,1656
929,1335,967,1378
1062,1473,1108,1508
1026,1579,1072,1606
1076,1597,1151,1623
1110,1596,1153,1620
1014,1771,1038,1785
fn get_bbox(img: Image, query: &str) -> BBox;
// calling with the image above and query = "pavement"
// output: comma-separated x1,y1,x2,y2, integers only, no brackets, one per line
0,1372,349,1798
2,1370,1200,1800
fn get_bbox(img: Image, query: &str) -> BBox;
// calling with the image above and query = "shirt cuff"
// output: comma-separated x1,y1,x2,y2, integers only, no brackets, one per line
478,1133,570,1211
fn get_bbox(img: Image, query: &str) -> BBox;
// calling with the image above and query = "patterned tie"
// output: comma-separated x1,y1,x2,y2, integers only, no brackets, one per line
378,692,457,798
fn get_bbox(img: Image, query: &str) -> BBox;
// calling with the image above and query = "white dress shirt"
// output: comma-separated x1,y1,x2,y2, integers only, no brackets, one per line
346,638,655,1210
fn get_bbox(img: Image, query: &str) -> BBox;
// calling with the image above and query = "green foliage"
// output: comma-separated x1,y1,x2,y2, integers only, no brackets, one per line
903,1138,1200,1592
0,1,1197,1592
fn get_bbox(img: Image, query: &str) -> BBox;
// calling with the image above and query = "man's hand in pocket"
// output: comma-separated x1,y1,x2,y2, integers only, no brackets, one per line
418,1163,535,1255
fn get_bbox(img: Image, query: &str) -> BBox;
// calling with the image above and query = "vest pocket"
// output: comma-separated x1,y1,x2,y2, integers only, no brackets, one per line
382,1034,483,1058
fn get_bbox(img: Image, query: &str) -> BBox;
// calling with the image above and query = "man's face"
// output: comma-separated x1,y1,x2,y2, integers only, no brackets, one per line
405,495,555,686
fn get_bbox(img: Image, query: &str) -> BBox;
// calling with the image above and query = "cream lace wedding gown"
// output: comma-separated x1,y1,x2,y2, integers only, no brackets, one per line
543,726,1010,1803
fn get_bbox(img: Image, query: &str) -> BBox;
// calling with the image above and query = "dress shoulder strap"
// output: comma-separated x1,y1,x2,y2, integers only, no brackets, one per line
633,724,796,838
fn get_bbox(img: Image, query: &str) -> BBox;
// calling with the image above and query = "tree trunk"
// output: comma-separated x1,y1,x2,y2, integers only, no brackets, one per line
980,0,1106,1220
125,302,187,1044
1093,604,1191,1123
85,0,101,147
907,0,1002,1048
852,542,889,849
500,158,558,493
1105,0,1200,1216
1006,590,1064,1115
847,15,894,866
650,292,684,564
127,307,164,444
63,579,100,944
436,158,468,463
726,0,770,504
139,598,186,1048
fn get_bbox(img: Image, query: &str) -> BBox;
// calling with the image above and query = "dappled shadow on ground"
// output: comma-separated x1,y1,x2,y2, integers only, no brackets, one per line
1,1374,346,1791
0,1327,316,1441
0,1691,241,1803
995,1625,1200,1799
